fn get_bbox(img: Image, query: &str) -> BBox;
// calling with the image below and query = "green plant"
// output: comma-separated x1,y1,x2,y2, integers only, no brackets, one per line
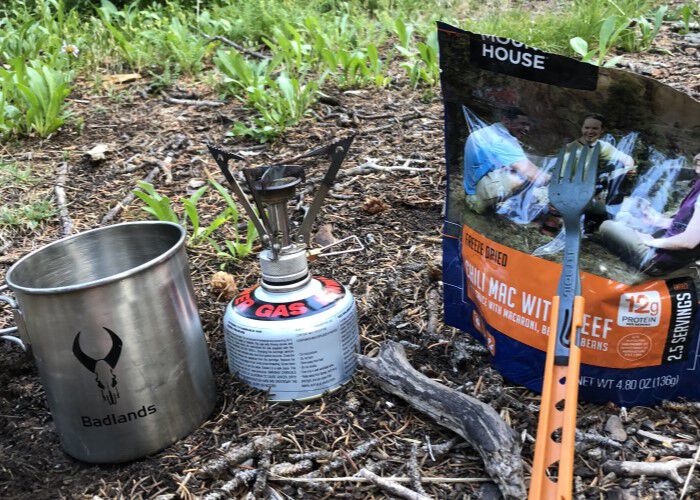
570,15,630,67
159,16,208,75
674,2,699,35
133,178,258,260
0,162,34,186
96,0,142,69
393,20,439,87
181,185,230,246
0,81,20,138
206,177,258,260
618,4,668,52
0,58,72,137
321,45,387,88
232,72,319,142
133,181,179,222
214,49,272,97
0,200,56,229
264,23,313,74
210,220,259,261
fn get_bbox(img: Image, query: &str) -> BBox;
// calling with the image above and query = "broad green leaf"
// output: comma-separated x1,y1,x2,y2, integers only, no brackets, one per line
570,37,589,57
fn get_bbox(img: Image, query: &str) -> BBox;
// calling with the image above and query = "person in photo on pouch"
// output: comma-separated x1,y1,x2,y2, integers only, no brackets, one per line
599,152,700,275
463,107,549,214
568,113,637,214
541,113,638,236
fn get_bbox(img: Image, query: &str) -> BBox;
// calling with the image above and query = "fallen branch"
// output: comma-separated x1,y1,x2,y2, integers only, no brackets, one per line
101,165,160,225
55,162,73,236
164,95,225,107
358,468,431,500
357,341,526,499
252,450,271,498
681,445,700,499
338,160,435,179
204,461,313,500
576,430,623,449
201,34,268,59
602,459,694,484
662,400,700,413
269,475,490,484
289,450,334,461
199,433,284,479
203,470,257,500
423,437,459,461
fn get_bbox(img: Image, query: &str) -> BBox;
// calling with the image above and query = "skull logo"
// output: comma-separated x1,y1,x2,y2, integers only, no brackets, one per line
72,328,123,405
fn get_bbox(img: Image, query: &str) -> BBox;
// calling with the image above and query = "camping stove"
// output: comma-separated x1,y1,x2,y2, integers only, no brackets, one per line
208,136,362,401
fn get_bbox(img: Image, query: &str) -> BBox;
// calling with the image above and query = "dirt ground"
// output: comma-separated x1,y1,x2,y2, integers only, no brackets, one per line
1,22,699,500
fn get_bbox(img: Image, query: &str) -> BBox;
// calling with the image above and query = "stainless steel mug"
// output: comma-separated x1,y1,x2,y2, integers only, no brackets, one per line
1,221,216,463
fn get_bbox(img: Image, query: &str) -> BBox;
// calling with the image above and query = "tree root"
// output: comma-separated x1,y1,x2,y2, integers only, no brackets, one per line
357,340,526,499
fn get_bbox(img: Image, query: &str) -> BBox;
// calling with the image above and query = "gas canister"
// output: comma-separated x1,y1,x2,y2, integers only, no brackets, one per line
208,136,363,401
224,276,358,401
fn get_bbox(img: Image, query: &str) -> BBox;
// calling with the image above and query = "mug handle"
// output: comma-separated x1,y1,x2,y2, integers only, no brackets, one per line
0,289,28,351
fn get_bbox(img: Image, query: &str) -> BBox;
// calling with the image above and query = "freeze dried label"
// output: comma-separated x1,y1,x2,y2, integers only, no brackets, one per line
466,32,598,90
617,291,661,327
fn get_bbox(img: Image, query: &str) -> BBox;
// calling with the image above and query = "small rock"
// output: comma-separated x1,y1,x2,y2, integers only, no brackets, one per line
313,224,336,248
477,482,502,500
684,33,700,47
345,392,360,412
605,415,628,442
587,447,603,460
85,143,110,161
188,178,206,189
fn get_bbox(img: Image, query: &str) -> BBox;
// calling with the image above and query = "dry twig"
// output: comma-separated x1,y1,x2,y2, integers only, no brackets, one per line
55,162,73,236
602,459,694,484
358,468,432,500
304,438,379,479
205,461,314,500
681,445,700,499
199,433,284,479
201,34,268,59
101,165,160,225
408,444,428,497
164,95,225,107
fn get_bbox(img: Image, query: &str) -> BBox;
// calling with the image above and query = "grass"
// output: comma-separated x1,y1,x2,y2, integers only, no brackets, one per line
0,200,56,230
0,0,672,157
0,161,54,231
0,161,35,186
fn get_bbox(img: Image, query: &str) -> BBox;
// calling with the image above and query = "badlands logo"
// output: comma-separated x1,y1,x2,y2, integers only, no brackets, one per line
72,328,123,405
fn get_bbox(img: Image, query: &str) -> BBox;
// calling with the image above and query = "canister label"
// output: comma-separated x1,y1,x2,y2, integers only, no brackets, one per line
232,277,345,321
224,288,359,401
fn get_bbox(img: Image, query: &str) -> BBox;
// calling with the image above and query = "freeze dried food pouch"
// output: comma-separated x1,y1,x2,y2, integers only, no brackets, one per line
439,22,700,405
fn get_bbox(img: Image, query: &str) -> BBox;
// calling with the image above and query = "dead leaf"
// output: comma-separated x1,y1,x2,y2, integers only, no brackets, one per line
101,73,141,89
